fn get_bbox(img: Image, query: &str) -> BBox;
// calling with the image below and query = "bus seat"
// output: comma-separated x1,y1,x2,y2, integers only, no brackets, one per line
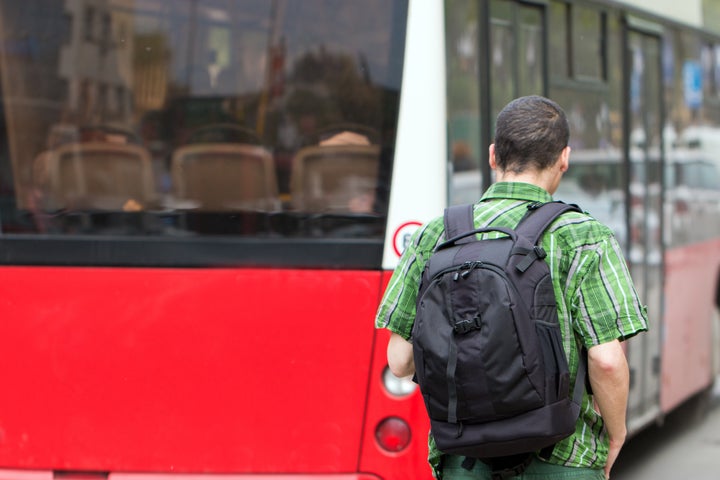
290,144,381,212
36,142,156,211
170,143,280,211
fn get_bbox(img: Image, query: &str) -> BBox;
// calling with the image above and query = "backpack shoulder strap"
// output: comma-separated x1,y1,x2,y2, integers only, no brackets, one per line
512,201,582,273
515,201,583,245
443,204,475,243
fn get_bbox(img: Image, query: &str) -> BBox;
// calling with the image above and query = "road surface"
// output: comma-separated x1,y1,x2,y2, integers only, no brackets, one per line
612,382,720,479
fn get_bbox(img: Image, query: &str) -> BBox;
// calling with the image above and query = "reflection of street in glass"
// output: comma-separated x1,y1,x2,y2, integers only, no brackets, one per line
554,177,626,246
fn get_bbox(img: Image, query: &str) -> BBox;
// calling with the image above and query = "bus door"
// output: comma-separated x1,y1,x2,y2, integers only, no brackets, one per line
624,22,664,432
484,0,546,188
446,0,547,204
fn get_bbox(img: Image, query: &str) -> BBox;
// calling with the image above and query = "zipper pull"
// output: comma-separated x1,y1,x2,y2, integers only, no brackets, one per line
461,261,482,278
454,262,471,281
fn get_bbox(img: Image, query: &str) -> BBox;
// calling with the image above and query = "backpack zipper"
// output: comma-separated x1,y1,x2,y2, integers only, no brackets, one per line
419,261,522,308
432,261,484,281
431,261,522,300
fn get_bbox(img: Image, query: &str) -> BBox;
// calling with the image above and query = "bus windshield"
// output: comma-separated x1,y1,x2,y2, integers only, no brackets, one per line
0,0,407,266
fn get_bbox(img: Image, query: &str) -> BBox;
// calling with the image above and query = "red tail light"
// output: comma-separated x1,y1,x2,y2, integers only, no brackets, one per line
375,417,411,452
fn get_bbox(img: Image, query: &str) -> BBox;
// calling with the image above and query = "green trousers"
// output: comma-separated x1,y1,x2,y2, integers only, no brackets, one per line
442,455,606,480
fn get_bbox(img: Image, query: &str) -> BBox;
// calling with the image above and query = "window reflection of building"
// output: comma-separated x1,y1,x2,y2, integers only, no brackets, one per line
0,0,403,237
60,0,133,127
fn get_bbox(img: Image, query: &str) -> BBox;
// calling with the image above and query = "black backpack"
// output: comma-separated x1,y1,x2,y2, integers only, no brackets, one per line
412,201,586,464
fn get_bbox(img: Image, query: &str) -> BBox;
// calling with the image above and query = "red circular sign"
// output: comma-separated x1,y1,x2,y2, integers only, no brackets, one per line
392,221,422,257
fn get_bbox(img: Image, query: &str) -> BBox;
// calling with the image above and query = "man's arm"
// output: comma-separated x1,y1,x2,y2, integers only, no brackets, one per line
387,332,415,378
587,339,629,479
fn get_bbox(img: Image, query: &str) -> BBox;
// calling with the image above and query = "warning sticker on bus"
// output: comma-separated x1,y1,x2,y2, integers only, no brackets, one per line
392,221,422,257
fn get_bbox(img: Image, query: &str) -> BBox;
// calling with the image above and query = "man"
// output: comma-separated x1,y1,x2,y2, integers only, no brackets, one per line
375,96,647,479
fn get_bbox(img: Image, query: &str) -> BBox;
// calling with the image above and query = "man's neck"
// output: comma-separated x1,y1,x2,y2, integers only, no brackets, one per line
494,169,558,195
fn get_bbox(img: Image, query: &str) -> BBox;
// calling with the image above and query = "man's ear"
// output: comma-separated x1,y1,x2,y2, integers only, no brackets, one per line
489,144,497,170
559,146,571,172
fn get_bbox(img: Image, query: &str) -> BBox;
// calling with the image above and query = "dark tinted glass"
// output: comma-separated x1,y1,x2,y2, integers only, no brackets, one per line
0,0,407,266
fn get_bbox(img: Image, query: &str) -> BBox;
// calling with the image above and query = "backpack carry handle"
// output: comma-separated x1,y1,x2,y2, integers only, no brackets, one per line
438,226,516,251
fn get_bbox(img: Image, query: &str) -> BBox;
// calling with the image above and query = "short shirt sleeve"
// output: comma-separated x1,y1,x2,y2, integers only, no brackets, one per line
375,221,440,340
571,235,648,347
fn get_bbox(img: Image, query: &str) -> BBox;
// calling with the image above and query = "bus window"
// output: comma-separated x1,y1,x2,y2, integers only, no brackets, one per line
445,0,482,205
0,0,408,267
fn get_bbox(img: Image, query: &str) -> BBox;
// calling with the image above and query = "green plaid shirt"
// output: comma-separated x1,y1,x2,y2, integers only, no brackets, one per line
375,182,648,477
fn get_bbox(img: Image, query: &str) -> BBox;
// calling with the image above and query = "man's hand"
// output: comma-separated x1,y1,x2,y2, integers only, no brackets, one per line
604,437,624,479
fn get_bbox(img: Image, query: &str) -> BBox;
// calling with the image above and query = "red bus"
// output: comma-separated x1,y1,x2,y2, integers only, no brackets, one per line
0,1,718,479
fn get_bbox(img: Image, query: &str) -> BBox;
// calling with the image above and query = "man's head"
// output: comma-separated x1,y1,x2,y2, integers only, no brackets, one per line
493,95,569,174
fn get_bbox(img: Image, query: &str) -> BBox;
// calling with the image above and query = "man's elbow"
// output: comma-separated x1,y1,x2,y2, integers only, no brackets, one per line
588,339,628,376
388,359,414,378
387,333,415,378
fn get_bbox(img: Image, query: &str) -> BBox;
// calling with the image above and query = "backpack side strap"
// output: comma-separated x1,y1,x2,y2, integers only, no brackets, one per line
516,201,589,404
517,200,589,442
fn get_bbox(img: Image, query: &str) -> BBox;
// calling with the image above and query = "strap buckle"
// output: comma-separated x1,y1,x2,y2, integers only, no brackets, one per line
453,314,482,334
516,245,547,273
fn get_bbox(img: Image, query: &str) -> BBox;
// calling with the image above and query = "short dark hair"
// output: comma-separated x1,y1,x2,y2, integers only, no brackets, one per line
493,95,569,173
